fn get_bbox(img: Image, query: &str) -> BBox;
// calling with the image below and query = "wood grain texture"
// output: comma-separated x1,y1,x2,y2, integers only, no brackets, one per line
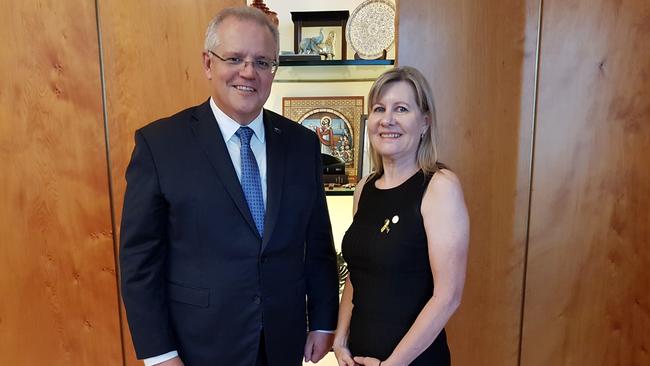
0,1,122,365
397,0,540,364
97,1,243,364
521,0,650,364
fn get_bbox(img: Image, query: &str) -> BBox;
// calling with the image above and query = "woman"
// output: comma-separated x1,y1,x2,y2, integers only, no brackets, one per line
334,67,469,366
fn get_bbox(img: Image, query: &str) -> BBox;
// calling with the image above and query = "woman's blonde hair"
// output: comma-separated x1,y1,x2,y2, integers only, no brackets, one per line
367,66,440,177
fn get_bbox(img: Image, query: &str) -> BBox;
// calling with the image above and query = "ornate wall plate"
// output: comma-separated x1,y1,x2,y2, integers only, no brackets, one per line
346,0,396,59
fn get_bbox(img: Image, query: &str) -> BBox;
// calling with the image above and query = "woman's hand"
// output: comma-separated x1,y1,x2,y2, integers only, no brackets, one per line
353,356,382,365
333,344,356,366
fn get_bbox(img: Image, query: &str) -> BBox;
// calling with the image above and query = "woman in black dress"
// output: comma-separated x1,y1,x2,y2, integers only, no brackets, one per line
333,67,469,366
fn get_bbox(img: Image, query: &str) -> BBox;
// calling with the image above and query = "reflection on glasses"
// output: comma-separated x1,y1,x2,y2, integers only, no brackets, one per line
208,51,278,74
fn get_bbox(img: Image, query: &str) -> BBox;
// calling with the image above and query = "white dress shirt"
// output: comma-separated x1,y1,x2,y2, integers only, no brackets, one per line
209,98,268,205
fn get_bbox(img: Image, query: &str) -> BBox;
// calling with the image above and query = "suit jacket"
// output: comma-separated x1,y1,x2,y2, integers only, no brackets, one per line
119,100,339,366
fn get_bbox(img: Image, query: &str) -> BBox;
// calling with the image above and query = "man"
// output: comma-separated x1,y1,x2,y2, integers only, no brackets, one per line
119,7,338,366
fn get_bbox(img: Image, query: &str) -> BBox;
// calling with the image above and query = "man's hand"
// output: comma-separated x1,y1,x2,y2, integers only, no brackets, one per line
304,331,334,363
155,356,185,366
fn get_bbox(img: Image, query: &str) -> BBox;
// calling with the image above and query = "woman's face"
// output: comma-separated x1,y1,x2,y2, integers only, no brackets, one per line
368,81,428,165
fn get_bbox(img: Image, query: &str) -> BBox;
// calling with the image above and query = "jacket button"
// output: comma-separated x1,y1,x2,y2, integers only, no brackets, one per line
253,295,261,304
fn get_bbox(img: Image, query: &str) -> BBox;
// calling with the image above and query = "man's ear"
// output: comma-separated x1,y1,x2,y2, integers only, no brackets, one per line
202,52,212,79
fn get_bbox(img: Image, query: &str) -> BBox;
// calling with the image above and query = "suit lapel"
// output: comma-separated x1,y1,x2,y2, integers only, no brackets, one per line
261,110,286,251
189,100,258,236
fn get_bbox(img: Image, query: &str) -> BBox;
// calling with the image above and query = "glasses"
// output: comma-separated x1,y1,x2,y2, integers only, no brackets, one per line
208,51,278,74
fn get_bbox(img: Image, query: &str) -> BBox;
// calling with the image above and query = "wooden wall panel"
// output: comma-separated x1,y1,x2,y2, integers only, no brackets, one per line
398,0,540,364
521,0,650,364
97,1,243,364
0,1,122,365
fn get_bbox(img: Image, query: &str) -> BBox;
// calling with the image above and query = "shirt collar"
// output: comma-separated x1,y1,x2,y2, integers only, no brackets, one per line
209,97,265,143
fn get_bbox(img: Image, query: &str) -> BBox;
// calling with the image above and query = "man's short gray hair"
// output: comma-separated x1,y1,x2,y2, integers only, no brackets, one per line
204,7,279,55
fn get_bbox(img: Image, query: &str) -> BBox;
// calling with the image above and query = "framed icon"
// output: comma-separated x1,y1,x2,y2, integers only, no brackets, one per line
282,96,364,182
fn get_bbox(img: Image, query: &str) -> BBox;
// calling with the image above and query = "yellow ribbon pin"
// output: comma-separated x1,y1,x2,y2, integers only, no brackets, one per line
380,219,390,233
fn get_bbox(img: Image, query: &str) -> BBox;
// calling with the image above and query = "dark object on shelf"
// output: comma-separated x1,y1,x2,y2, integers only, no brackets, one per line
322,153,346,174
279,54,322,63
323,174,348,184
291,11,349,60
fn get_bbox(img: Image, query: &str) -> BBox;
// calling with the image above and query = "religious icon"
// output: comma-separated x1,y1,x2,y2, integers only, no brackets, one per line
300,111,354,165
282,96,364,182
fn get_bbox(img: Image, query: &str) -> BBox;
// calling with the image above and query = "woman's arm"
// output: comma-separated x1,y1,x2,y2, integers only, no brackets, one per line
382,169,470,366
333,175,370,365
333,276,355,365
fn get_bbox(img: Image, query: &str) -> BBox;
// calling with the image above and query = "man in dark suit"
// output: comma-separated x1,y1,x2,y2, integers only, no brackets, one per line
119,7,339,366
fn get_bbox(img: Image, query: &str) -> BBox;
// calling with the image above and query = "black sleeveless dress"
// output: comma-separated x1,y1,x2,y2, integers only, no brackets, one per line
342,170,451,365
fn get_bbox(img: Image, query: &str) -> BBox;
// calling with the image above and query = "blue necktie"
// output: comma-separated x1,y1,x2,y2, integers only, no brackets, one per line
236,127,264,237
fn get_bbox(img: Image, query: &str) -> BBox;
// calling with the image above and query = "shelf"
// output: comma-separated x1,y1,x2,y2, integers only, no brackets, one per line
324,187,355,196
274,60,395,83
279,59,395,67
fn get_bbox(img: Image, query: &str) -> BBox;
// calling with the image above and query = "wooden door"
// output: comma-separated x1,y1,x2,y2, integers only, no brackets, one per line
0,1,122,364
521,0,650,364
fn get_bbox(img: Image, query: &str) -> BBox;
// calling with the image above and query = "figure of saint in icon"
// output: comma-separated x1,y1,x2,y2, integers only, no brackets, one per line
315,116,335,154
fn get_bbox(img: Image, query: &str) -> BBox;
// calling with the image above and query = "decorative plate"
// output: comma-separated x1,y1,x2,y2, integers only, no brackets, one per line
346,0,396,59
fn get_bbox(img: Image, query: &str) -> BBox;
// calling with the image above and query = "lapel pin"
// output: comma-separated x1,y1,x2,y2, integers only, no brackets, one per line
380,219,390,234
273,127,281,134
380,215,400,234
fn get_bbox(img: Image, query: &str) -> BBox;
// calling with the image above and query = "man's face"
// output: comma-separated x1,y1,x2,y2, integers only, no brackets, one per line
203,17,277,125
